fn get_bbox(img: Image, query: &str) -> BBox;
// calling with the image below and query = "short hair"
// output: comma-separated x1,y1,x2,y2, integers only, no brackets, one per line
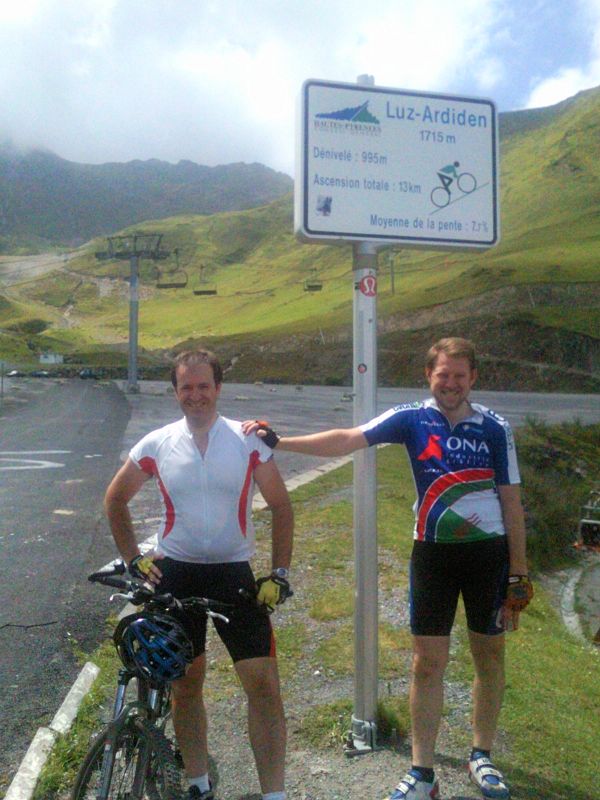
425,337,477,372
170,349,223,388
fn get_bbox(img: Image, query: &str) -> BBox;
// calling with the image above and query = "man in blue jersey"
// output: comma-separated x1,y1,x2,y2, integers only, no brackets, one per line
243,338,533,800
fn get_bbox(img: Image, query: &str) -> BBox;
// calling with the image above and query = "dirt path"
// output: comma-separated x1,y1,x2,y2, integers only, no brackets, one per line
0,251,79,287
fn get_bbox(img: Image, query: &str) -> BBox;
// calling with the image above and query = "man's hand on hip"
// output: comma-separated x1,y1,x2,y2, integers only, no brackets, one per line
128,552,163,585
256,573,292,612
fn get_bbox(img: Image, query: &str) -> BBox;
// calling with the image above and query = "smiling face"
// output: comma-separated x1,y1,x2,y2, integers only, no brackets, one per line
426,352,477,421
174,362,221,428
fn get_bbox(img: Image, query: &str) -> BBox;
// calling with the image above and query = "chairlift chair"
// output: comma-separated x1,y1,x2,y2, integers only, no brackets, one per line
156,269,188,289
155,248,188,289
304,268,323,292
193,264,218,296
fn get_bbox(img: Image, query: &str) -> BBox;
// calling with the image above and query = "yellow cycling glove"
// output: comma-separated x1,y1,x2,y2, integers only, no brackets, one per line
256,574,292,612
128,554,154,581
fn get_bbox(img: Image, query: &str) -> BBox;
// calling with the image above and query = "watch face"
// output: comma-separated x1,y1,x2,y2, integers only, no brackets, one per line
274,568,289,578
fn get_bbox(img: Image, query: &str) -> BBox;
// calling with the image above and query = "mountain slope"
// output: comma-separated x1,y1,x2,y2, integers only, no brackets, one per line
0,146,292,247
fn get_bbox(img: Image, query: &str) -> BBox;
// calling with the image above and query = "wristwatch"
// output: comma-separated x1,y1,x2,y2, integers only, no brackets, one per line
272,567,289,579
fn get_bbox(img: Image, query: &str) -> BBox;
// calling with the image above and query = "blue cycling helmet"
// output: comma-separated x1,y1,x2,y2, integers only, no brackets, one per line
114,613,194,684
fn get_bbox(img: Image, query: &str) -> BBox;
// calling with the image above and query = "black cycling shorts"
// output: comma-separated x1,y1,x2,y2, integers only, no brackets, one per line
156,558,275,662
409,537,509,636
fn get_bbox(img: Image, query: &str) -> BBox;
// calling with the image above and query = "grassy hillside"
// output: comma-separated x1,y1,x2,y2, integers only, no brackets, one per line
1,87,600,389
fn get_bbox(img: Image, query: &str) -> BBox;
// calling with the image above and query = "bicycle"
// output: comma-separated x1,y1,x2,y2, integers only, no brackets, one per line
71,561,233,800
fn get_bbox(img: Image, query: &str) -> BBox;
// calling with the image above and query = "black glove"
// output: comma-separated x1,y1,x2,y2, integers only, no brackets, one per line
128,554,154,581
255,420,280,449
255,574,292,612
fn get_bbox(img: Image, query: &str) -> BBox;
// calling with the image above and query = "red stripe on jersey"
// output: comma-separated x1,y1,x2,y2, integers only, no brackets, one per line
238,450,261,537
269,620,276,657
137,456,176,538
416,468,494,540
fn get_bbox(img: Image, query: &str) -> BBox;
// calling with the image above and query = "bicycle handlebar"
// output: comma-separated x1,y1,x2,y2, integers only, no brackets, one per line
87,561,235,617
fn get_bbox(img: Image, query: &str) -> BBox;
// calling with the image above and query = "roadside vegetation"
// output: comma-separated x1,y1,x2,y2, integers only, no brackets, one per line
34,420,600,800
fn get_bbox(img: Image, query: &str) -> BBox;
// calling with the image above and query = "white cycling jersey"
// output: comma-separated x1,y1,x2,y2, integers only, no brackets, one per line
129,415,273,563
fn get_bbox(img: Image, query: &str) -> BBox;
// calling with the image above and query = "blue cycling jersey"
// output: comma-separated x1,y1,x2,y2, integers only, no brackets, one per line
361,399,520,543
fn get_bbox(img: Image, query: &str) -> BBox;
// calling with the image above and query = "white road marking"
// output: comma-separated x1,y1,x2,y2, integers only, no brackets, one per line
53,509,75,516
0,450,71,455
0,458,65,470
0,449,71,471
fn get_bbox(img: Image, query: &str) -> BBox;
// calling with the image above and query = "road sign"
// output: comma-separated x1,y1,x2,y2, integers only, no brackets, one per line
295,79,499,249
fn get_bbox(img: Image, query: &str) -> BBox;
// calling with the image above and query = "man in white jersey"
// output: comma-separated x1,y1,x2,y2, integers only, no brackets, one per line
105,349,293,800
243,338,533,800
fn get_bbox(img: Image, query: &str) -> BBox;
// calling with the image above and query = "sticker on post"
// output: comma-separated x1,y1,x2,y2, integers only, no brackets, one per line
358,275,377,296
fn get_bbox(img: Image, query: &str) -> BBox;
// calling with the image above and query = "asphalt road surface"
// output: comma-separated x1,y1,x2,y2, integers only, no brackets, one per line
0,378,130,792
118,380,600,481
1,377,599,791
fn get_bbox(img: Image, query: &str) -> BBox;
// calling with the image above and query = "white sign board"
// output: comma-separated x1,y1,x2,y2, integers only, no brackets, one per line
295,79,499,250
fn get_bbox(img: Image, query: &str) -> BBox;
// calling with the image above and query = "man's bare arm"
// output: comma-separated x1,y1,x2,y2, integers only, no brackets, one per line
498,483,528,575
104,458,162,582
254,459,294,571
242,420,369,457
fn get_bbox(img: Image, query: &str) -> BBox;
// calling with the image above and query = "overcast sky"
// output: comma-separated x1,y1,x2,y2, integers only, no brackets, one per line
1,0,599,175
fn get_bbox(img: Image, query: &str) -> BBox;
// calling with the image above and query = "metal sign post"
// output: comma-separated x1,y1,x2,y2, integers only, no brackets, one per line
348,240,379,754
127,253,140,393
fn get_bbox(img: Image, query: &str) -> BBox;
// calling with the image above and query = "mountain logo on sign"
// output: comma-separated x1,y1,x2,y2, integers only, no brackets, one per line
316,101,380,124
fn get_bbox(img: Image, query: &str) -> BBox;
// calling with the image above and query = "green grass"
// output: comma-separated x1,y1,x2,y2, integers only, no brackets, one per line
298,697,411,750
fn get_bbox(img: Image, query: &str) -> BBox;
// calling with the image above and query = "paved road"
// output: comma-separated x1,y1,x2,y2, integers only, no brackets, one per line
121,379,600,454
0,378,130,792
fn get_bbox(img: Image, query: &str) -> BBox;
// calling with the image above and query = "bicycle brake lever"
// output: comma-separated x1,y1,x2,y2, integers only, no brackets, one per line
206,610,230,624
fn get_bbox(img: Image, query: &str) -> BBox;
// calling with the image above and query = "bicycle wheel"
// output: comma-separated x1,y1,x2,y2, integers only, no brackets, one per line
430,186,450,208
457,172,476,193
71,716,183,800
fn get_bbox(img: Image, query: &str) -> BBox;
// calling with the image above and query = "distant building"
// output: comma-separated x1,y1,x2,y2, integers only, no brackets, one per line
40,353,64,365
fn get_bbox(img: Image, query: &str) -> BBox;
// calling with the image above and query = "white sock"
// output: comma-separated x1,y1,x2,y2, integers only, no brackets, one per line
262,793,286,800
189,774,211,792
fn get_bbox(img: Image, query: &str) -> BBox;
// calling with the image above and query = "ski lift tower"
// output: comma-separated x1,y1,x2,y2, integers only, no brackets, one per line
95,232,169,392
